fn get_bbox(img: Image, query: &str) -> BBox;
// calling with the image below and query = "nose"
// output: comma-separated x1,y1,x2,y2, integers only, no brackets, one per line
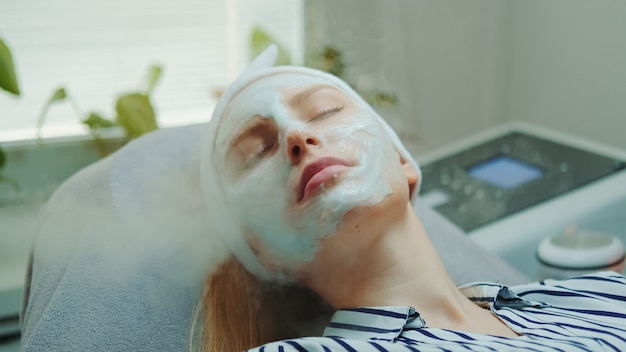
286,129,320,165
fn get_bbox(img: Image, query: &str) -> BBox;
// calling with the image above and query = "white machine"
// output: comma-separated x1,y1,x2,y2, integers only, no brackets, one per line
419,122,626,280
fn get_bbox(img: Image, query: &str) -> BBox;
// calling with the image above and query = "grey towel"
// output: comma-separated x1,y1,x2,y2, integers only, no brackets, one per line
20,124,527,351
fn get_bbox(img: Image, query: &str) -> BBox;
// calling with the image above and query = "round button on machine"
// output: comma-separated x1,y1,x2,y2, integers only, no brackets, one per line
537,227,625,280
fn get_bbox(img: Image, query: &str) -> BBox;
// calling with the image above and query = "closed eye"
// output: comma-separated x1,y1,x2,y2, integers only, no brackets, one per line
227,115,279,171
256,140,276,158
311,105,344,121
241,133,278,169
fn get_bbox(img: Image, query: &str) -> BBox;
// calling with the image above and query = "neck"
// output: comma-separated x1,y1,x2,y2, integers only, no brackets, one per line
301,203,482,329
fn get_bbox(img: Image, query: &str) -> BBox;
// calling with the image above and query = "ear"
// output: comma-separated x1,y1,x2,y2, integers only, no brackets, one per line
398,153,419,199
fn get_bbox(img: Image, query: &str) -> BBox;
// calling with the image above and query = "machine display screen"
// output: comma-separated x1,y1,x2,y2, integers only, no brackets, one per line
468,155,544,189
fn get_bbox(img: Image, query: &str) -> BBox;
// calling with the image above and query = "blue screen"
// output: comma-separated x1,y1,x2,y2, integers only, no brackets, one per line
468,155,543,189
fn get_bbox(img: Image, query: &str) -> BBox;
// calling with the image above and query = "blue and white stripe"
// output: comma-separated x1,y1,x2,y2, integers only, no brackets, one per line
249,271,626,351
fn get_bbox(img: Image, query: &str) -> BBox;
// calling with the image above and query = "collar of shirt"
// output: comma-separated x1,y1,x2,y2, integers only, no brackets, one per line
322,282,548,342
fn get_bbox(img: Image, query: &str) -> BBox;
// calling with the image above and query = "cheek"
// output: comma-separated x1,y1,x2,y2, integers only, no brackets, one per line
236,161,289,203
225,159,296,234
321,115,392,157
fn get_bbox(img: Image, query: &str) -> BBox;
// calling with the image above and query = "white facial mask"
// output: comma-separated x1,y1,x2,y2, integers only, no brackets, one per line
214,73,398,270
201,45,422,282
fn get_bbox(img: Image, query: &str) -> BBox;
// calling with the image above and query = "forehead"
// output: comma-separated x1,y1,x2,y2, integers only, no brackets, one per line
214,73,343,146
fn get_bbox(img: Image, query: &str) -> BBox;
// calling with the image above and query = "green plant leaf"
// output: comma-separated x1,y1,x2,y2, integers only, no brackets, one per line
0,147,6,169
83,112,117,131
37,87,68,133
0,173,20,192
49,87,67,102
115,93,158,139
0,38,20,95
144,64,163,96
319,46,345,77
250,27,291,65
0,148,20,191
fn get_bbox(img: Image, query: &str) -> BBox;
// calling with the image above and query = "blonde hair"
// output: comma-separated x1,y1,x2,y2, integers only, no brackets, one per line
194,256,333,352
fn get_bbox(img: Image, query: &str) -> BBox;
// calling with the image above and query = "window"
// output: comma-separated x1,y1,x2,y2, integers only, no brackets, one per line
0,0,303,141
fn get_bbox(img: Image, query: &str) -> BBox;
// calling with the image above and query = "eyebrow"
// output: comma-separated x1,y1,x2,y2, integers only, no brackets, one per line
286,84,333,107
227,115,266,150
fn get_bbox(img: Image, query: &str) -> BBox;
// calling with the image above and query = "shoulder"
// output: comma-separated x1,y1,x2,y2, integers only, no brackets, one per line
247,338,326,352
523,271,626,290
512,271,626,304
247,336,374,352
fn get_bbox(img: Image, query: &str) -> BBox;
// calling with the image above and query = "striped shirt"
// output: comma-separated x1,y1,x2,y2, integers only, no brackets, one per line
248,271,626,351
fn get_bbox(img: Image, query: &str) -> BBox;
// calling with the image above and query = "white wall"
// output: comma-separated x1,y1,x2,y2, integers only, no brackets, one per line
306,0,626,156
506,0,626,150
305,0,508,156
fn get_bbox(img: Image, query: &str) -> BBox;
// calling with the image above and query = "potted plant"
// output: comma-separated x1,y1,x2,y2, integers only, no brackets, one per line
0,37,21,189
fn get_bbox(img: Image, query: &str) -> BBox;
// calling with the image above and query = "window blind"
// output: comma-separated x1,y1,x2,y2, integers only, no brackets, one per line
0,0,303,140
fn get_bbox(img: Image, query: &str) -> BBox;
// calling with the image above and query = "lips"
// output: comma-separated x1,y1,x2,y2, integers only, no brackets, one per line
298,157,351,202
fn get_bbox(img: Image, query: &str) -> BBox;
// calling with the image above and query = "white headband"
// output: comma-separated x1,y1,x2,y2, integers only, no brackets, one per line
200,45,421,281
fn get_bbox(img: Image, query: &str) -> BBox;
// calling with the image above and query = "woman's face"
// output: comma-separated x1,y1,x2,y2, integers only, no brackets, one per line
213,73,404,272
